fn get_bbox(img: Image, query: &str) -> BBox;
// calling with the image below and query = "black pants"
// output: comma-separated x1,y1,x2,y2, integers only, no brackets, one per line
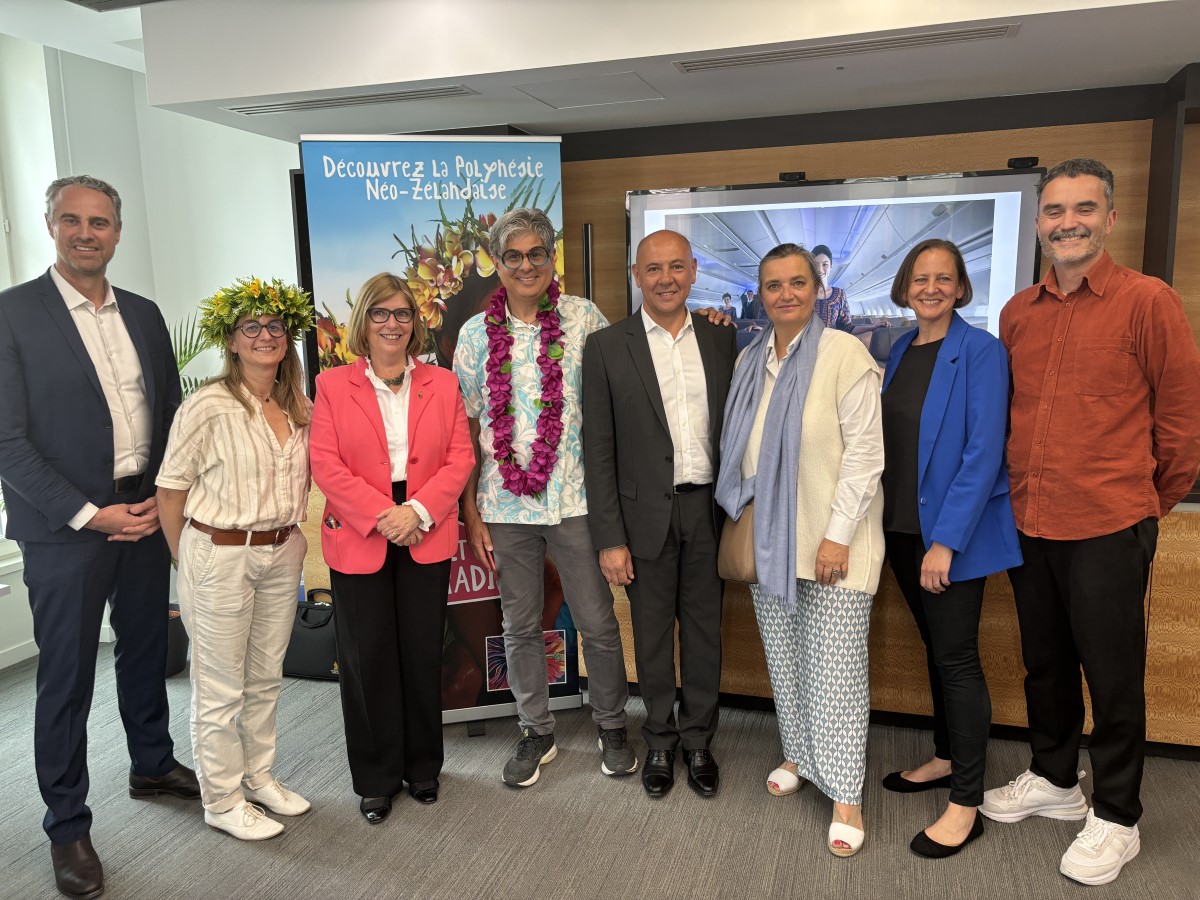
886,531,990,807
625,487,723,751
23,500,177,844
1008,519,1157,827
329,483,451,797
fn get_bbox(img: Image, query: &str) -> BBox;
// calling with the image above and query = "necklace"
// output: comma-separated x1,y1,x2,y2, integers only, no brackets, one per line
380,372,405,387
483,279,564,497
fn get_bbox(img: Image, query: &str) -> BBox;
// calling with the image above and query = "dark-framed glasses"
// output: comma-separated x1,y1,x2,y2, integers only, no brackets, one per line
500,246,552,270
367,306,416,324
236,320,288,338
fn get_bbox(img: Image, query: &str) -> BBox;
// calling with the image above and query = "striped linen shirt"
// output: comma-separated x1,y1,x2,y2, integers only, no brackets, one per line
156,381,310,531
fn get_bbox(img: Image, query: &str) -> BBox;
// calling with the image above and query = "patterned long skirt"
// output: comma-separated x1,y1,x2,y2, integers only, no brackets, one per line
751,578,873,804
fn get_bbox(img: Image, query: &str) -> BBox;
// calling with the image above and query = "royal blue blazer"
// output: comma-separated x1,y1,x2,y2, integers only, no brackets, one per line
882,312,1022,581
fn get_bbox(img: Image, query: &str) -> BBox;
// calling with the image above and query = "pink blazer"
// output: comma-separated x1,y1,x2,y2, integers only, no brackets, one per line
310,356,474,574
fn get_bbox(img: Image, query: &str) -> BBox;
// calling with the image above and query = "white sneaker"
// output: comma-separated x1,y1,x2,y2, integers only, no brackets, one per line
205,802,284,841
1060,809,1140,885
243,778,311,816
980,769,1089,823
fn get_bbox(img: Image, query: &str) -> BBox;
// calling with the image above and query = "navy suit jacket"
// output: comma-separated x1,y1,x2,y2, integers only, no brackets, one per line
882,312,1021,580
583,312,736,559
0,269,181,542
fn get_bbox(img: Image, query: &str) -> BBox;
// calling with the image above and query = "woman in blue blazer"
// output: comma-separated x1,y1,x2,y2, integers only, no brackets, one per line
879,239,1021,859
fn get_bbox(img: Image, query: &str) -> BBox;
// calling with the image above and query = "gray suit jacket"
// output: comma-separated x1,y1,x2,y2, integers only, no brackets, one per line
583,312,736,559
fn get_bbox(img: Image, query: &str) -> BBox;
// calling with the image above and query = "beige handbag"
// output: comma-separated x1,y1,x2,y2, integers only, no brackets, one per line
717,501,757,584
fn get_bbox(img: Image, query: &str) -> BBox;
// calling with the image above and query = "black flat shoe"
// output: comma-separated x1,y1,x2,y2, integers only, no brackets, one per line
360,796,392,824
51,836,104,899
685,749,719,797
408,780,439,804
641,749,675,797
910,814,984,858
129,763,202,799
882,770,952,793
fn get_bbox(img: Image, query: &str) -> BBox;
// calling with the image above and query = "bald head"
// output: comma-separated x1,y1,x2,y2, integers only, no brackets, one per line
633,230,697,331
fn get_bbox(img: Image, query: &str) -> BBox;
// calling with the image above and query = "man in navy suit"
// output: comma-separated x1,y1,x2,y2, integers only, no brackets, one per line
0,175,198,899
583,230,736,798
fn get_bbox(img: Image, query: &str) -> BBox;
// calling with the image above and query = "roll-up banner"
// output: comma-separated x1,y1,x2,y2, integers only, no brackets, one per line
297,135,580,722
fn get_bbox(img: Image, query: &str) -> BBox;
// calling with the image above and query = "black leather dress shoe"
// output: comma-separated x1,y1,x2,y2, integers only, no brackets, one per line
360,796,392,824
641,749,675,797
882,770,952,793
128,764,201,799
685,749,719,797
910,813,984,858
408,780,439,804
51,836,104,899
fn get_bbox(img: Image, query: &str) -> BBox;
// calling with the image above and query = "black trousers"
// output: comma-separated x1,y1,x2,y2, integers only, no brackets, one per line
329,483,451,797
625,487,723,752
1008,519,1157,827
22,501,177,844
886,531,990,807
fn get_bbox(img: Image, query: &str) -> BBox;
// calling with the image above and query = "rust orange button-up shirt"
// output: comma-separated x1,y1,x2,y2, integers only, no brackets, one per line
1000,251,1200,540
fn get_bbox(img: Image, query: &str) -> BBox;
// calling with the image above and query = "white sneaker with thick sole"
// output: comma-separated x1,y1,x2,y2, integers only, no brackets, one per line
205,802,285,841
1059,809,1140,885
980,770,1089,823
244,779,311,816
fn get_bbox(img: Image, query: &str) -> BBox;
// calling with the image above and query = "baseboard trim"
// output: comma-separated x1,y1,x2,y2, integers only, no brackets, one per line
0,640,38,670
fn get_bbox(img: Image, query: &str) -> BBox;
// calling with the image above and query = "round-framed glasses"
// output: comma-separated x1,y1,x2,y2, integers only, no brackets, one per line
367,307,416,324
500,247,552,270
236,320,288,338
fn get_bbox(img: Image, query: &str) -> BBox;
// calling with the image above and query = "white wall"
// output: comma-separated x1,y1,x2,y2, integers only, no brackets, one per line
0,46,302,667
0,34,57,286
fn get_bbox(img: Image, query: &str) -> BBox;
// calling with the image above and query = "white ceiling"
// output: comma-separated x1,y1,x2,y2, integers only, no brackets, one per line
3,0,1199,143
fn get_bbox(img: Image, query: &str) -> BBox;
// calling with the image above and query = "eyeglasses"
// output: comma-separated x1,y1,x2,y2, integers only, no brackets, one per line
236,320,288,338
367,306,416,324
499,247,552,270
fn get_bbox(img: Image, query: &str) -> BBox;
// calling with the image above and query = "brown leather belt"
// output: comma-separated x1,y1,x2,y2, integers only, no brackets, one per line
189,519,294,546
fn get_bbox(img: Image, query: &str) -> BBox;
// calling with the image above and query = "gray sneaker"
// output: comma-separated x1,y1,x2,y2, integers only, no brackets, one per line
502,728,557,787
597,726,638,776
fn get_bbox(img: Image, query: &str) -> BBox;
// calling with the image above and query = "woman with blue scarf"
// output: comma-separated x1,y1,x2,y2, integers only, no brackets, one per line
716,244,884,858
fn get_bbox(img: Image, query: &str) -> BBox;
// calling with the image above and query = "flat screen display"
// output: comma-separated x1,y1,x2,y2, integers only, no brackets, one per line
627,169,1043,362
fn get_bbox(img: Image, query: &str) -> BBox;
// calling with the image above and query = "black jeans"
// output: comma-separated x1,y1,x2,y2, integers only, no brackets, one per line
1008,518,1157,827
886,531,990,807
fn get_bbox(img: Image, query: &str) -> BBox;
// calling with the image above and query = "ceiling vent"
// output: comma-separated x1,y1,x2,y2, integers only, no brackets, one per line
675,24,1017,73
225,85,477,117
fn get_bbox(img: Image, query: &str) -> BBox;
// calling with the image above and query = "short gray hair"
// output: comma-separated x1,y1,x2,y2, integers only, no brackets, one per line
46,175,123,228
758,243,823,293
489,208,555,256
1037,158,1114,210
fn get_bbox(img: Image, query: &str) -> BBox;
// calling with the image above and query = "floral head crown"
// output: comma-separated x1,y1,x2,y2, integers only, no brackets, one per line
197,276,315,348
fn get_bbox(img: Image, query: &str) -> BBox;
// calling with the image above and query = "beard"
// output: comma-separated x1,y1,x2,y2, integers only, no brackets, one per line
1040,226,1106,267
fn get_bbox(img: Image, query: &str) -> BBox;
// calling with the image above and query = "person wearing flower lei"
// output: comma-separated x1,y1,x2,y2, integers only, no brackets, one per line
157,275,316,841
453,208,636,788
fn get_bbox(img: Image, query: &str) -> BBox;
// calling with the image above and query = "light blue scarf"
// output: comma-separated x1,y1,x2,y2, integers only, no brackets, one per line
714,318,824,607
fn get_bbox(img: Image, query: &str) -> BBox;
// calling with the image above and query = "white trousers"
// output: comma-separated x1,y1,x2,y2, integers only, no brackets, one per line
176,524,306,812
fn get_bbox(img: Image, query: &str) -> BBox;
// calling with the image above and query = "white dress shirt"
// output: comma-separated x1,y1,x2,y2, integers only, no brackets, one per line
365,358,432,530
640,308,713,486
51,267,153,530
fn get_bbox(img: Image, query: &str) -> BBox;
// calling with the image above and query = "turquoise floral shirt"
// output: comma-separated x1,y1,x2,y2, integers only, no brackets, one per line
454,293,608,525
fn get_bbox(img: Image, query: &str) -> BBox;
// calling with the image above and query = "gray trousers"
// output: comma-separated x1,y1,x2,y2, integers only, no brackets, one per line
489,516,629,735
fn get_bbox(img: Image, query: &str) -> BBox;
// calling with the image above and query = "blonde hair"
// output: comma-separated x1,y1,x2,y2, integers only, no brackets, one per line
218,327,311,425
345,273,428,360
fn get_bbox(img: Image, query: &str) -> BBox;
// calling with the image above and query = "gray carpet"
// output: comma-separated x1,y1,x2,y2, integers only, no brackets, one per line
1,649,1197,900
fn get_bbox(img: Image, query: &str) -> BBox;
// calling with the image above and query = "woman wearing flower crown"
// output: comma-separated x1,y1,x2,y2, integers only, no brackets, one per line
310,273,474,823
156,278,315,841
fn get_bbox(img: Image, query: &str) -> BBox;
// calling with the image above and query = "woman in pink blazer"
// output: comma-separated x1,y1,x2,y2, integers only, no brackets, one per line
310,273,473,823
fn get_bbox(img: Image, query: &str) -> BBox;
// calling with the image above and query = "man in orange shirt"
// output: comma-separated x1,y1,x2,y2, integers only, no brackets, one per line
981,158,1200,886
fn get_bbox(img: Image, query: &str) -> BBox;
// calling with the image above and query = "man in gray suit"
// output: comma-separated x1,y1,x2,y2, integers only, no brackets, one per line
583,230,736,798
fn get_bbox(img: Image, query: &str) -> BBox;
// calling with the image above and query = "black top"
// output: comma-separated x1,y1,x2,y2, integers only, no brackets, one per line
882,338,943,534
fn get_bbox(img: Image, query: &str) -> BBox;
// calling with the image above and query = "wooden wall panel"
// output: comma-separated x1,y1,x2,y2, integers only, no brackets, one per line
1145,512,1200,744
1176,123,1200,346
562,121,1152,324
